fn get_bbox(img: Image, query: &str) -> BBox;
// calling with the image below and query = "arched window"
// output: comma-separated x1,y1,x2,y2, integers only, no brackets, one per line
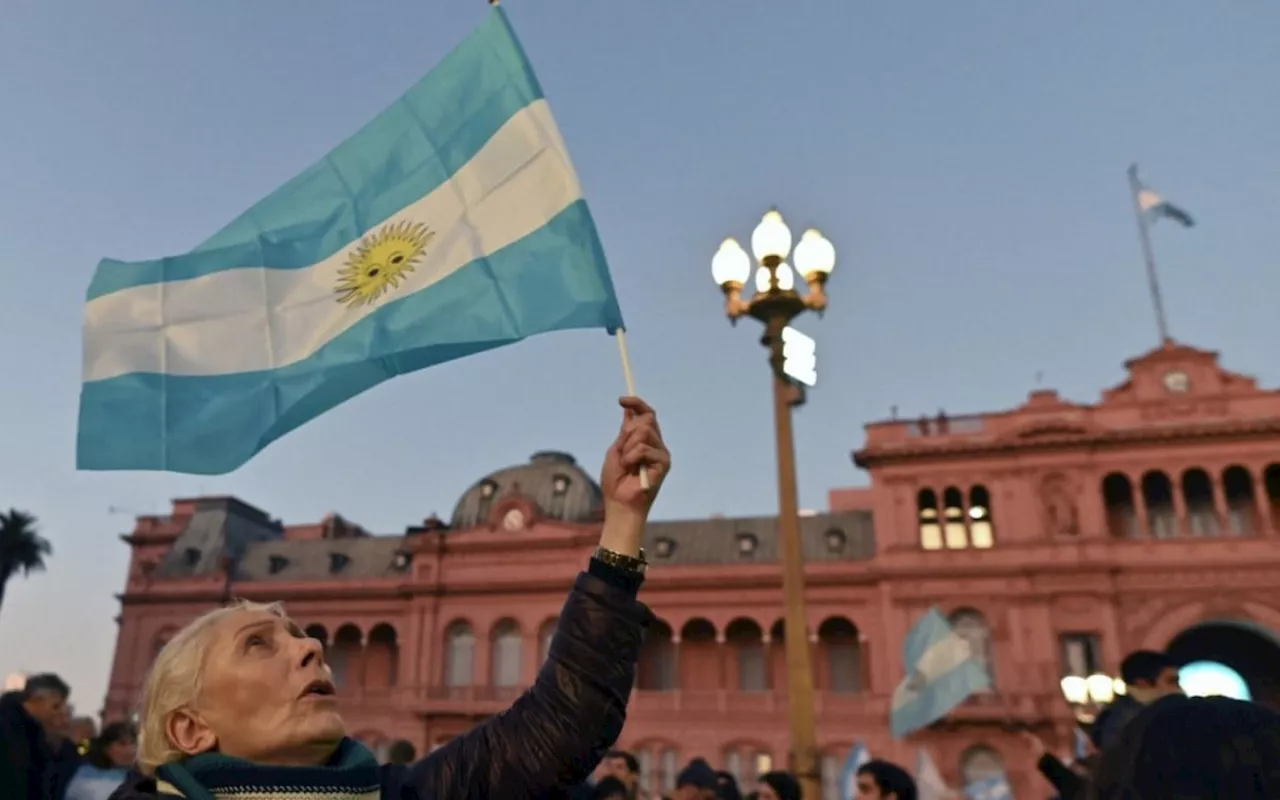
1265,464,1280,533
490,619,523,688
303,624,329,649
949,609,994,690
818,617,862,693
444,621,475,688
722,744,772,794
1222,466,1257,535
548,473,571,518
635,744,680,799
365,624,398,689
1102,473,1137,538
1142,471,1177,538
330,624,362,689
943,487,968,549
637,620,676,691
960,745,1005,786
538,619,557,665
917,489,942,550
968,485,995,548
726,619,767,692
1181,468,1219,537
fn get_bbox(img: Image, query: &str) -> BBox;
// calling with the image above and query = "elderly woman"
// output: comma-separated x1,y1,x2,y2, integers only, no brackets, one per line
113,397,670,800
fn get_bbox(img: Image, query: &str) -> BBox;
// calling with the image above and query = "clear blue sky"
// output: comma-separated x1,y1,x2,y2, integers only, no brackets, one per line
1,1,1276,716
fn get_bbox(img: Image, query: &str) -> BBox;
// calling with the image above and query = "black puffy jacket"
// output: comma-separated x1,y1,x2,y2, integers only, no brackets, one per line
110,563,649,799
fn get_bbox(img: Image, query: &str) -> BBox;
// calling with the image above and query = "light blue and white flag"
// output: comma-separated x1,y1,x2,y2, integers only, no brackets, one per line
916,749,955,800
964,774,1013,800
890,608,991,738
839,742,871,800
78,8,623,474
1137,184,1194,227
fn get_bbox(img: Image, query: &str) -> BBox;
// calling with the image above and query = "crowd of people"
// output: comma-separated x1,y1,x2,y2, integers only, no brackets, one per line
5,407,1280,799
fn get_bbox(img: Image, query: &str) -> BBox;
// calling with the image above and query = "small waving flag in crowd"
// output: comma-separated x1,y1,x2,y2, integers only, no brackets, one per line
964,773,1014,800
839,742,870,800
890,608,990,739
78,7,623,474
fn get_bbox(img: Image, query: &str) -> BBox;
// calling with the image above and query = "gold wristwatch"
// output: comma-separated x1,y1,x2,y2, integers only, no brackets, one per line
594,546,648,576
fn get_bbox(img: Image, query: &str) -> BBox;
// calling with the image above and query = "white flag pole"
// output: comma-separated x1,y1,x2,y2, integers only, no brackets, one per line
615,330,651,491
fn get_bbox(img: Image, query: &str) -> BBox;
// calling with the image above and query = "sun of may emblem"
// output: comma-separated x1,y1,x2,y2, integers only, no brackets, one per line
334,220,435,308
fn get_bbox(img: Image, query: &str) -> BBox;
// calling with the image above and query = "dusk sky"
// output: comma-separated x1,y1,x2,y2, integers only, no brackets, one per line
1,1,1276,713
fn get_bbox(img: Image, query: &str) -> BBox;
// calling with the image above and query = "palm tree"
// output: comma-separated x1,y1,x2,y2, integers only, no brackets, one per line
0,509,51,618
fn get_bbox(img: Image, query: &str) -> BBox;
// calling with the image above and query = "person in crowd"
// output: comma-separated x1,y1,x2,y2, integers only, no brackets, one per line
109,396,669,800
384,739,416,766
1092,693,1280,798
856,759,918,800
1020,729,1086,800
65,721,138,800
594,776,632,800
671,758,718,800
1091,649,1181,750
0,672,73,800
49,705,85,800
714,770,742,800
599,749,641,799
755,771,800,800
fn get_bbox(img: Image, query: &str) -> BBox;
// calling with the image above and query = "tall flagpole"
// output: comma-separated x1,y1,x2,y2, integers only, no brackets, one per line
1127,163,1171,344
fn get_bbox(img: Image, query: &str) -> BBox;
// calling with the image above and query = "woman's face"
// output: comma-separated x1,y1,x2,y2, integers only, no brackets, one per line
169,609,344,765
107,736,137,768
757,783,781,800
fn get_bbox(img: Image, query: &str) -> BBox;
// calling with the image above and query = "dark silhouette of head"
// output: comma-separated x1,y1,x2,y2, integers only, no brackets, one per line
1119,650,1181,703
857,759,918,800
756,770,801,800
1092,694,1280,798
385,738,416,765
593,776,630,800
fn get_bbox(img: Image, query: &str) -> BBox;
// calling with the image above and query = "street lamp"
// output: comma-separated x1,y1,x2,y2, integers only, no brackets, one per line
711,209,836,799
1060,673,1127,723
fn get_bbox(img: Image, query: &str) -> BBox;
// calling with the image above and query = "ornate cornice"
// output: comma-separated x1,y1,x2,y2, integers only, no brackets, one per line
854,417,1280,468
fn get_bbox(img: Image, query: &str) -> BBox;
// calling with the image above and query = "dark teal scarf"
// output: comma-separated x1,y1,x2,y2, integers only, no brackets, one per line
155,738,381,800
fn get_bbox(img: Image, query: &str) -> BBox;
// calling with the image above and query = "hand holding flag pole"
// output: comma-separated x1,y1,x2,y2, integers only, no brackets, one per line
616,330,651,491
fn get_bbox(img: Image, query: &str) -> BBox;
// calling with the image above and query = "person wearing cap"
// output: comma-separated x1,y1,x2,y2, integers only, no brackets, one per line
672,758,718,800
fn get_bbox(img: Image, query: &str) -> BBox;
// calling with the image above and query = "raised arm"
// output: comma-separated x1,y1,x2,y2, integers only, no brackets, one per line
394,397,669,799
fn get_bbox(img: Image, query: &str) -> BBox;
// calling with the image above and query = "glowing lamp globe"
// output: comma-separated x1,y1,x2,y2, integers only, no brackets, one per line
751,210,793,263
711,238,751,287
794,229,836,277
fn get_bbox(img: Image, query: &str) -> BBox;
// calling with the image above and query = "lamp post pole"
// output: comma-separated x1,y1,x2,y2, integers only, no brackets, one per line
711,211,836,799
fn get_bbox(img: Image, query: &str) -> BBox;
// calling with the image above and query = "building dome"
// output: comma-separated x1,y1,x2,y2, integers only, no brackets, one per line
450,451,603,529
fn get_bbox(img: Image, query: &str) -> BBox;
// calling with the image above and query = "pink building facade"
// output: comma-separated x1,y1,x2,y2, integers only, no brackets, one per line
104,341,1280,798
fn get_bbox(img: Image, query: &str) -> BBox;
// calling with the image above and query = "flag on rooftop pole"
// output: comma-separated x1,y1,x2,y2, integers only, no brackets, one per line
1135,184,1195,228
890,608,990,739
1127,164,1193,345
78,7,625,475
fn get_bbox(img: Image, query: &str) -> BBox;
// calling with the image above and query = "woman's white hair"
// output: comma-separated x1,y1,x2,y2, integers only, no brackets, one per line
136,599,285,775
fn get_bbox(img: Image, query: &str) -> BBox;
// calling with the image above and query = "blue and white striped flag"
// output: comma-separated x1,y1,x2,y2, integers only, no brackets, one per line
1137,184,1194,227
916,749,954,800
890,608,991,738
839,742,870,800
964,774,1013,800
78,7,624,474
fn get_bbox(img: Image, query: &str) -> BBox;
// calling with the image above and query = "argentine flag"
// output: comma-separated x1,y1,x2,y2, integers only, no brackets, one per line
839,743,870,800
78,8,623,474
916,749,955,800
1137,184,1194,227
964,774,1013,800
890,608,990,739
